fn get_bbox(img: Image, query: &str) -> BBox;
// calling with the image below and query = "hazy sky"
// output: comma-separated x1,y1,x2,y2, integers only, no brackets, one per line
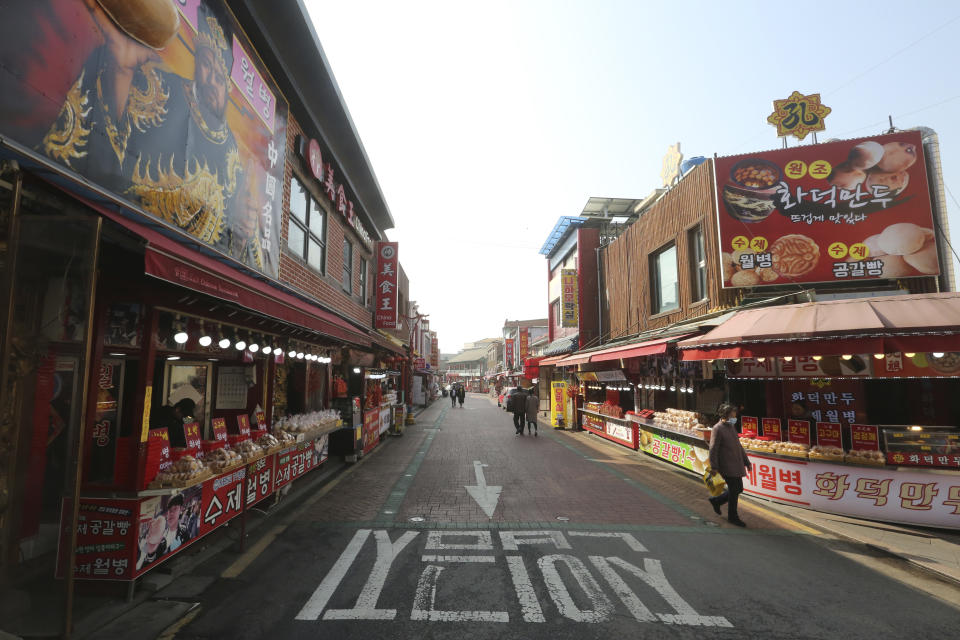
305,0,960,353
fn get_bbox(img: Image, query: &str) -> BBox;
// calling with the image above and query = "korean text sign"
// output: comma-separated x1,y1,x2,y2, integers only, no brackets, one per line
505,339,515,368
715,131,937,288
374,242,399,329
0,0,289,278
519,328,530,359
561,269,579,327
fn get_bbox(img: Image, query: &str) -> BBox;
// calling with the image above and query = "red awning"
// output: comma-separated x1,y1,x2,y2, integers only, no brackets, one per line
86,197,371,346
369,331,407,355
539,354,571,366
678,293,960,360
555,353,591,367
588,333,695,363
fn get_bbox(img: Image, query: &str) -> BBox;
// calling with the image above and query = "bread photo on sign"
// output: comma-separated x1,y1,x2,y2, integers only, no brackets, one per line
94,0,180,50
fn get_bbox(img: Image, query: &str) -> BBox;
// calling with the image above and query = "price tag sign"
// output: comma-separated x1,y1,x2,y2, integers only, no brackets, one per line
211,418,228,443
788,419,811,445
816,422,843,448
255,410,267,430
148,428,172,471
184,421,202,451
762,418,782,440
740,416,759,435
237,414,251,437
850,423,880,451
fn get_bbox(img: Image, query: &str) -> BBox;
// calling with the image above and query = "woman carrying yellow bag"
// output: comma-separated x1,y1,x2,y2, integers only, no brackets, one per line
706,403,752,527
702,468,726,497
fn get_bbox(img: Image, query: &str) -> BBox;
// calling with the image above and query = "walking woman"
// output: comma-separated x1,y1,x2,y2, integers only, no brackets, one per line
525,389,539,436
707,403,752,527
457,384,465,408
450,384,457,408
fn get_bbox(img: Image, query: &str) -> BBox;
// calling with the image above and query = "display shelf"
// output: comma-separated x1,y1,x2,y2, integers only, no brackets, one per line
638,419,709,447
579,408,630,423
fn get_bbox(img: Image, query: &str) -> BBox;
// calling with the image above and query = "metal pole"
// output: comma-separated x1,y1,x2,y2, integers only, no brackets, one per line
63,216,103,639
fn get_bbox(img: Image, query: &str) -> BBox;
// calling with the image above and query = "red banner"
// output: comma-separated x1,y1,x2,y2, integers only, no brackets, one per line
762,418,782,440
816,422,843,448
788,419,811,445
375,242,399,328
362,409,380,455
59,499,138,580
431,335,439,368
183,422,203,455
211,418,228,444
740,416,759,435
519,328,530,359
851,424,880,451
505,339,515,369
236,415,251,438
245,454,275,508
874,352,960,378
716,130,937,288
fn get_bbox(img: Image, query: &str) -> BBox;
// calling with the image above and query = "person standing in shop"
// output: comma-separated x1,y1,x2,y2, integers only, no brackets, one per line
707,403,752,527
457,384,465,408
525,388,539,436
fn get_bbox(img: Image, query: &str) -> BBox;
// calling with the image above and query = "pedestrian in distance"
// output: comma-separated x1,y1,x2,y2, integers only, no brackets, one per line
509,388,526,435
457,384,465,408
450,384,457,408
525,388,539,436
707,403,752,527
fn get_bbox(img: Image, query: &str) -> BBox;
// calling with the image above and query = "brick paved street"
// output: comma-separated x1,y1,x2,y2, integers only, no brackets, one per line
170,395,960,640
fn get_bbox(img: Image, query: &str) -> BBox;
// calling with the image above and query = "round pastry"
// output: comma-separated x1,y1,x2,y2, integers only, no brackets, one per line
721,252,738,282
730,269,761,286
903,240,939,274
770,234,820,277
865,169,909,195
848,141,884,170
863,234,886,257
875,141,917,173
756,267,779,282
877,223,928,255
876,254,913,278
928,352,960,374
828,162,866,189
96,0,180,50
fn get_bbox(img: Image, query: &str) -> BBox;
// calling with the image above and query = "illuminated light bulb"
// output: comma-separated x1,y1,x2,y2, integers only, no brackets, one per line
262,346,272,355
219,337,231,349
297,352,304,359
235,340,246,350
249,343,259,353
174,330,188,344
933,352,945,358
288,350,297,358
732,358,741,363
812,355,822,361
841,354,853,360
904,352,916,358
783,356,793,362
756,357,766,363
873,353,884,360
198,335,213,347
166,355,180,361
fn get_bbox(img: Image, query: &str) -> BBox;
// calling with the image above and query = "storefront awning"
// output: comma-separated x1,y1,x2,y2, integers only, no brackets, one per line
370,330,407,355
587,333,695,363
554,353,591,367
678,293,960,360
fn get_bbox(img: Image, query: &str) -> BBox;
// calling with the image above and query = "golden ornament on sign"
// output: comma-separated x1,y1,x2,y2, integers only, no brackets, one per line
660,142,683,187
767,91,831,141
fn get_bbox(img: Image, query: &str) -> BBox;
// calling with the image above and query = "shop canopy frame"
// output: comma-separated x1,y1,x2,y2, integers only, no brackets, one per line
551,332,696,366
677,292,960,360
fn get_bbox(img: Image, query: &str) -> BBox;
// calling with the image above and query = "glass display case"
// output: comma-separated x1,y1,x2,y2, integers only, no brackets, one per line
881,426,960,468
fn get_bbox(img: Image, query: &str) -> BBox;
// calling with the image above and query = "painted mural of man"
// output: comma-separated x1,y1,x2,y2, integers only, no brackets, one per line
42,0,264,270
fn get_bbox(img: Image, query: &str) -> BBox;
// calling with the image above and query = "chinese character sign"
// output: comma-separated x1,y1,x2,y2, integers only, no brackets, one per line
430,335,439,368
519,328,530,359
375,242,399,328
767,91,831,141
0,0,289,278
561,269,579,327
505,339,515,370
715,131,937,288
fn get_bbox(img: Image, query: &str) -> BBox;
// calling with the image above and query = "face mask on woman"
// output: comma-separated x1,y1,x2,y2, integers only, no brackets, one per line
727,417,737,425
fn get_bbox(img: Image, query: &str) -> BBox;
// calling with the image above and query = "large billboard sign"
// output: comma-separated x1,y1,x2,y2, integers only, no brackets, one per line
715,131,937,288
560,269,579,327
0,0,288,278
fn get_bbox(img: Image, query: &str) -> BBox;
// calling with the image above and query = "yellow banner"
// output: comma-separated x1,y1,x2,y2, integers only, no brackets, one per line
551,381,566,428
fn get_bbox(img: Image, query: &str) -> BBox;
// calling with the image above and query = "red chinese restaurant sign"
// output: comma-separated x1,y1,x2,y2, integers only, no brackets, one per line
715,131,937,288
375,242,399,329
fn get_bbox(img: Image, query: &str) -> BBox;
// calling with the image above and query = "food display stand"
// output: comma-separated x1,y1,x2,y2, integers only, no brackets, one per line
579,405,639,450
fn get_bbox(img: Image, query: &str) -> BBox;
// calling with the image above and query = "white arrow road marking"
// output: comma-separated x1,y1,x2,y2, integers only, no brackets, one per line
464,461,501,518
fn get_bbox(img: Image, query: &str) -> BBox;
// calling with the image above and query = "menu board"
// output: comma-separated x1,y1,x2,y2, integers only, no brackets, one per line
816,422,843,448
740,416,759,435
788,420,811,445
762,418,782,440
211,418,228,444
851,424,880,451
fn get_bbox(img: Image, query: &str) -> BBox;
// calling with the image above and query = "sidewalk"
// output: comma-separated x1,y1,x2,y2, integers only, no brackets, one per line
522,397,960,587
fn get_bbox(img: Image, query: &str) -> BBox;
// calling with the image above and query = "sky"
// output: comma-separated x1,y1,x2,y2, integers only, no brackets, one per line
304,0,960,354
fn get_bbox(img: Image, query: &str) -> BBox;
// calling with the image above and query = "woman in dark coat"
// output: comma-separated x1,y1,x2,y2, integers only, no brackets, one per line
456,384,465,407
524,390,539,436
707,403,752,527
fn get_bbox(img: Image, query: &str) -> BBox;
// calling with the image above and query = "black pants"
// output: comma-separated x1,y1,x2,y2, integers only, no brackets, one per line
527,420,537,433
458,397,463,406
715,475,744,520
513,412,525,432
451,395,456,407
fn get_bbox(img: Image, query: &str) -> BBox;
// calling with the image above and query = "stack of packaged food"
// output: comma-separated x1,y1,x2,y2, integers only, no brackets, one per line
809,445,845,462
206,447,243,474
844,449,886,465
652,409,706,438
150,455,210,488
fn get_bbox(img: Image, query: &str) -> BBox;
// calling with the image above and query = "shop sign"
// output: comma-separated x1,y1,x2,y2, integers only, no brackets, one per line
274,437,326,489
744,454,960,529
851,424,880,451
519,328,530,359
561,269,579,327
505,339,515,368
583,413,637,449
145,428,173,484
762,418,782,440
184,422,203,452
362,408,380,455
594,370,627,382
379,407,392,436
550,382,566,428
874,352,960,378
727,355,871,378
58,499,137,580
740,416,759,435
0,0,289,278
430,335,439,368
237,414,251,438
211,418,228,444
245,454,274,508
788,420,811,445
716,130,936,288
784,379,863,428
639,429,710,475
766,91,831,141
816,422,843,448
582,413,605,432
375,242,399,329
414,357,426,369
255,410,267,430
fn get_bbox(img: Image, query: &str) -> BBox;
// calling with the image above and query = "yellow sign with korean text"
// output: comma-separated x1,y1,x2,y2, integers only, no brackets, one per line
550,381,567,428
560,269,578,328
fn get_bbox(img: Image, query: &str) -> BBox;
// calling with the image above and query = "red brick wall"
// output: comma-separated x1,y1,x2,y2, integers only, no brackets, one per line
280,113,375,329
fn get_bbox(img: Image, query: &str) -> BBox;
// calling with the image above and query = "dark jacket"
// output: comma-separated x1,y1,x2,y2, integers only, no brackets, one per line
525,393,539,421
457,386,465,401
507,391,524,413
708,419,751,477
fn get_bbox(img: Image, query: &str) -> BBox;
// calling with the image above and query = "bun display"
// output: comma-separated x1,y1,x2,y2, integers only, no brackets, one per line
96,0,180,50
206,447,242,473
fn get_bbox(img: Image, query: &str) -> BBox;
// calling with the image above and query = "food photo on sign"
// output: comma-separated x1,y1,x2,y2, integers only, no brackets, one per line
715,130,938,287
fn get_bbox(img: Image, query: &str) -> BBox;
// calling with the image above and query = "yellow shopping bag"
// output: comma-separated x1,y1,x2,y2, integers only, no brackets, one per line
702,468,726,497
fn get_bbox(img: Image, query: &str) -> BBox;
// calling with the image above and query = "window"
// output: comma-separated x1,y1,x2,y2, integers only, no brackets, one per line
342,239,353,293
287,176,325,273
651,244,679,314
689,225,707,302
551,299,561,328
359,257,368,305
